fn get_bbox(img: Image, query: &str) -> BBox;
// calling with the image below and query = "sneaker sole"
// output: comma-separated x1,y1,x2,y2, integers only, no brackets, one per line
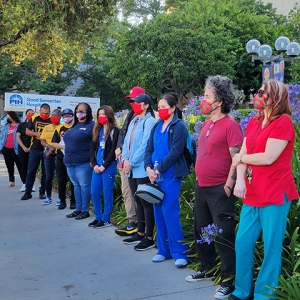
185,277,215,283
134,244,156,251
115,228,138,236
21,196,32,200
43,202,52,205
123,240,143,245
94,224,112,229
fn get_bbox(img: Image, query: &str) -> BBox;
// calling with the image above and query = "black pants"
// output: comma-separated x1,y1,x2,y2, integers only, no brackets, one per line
56,155,75,203
2,147,22,183
128,176,155,238
194,182,236,286
18,148,29,184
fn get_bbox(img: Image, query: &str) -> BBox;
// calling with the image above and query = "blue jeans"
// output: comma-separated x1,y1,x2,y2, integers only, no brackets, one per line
66,162,92,212
44,154,56,198
26,150,45,193
91,162,117,221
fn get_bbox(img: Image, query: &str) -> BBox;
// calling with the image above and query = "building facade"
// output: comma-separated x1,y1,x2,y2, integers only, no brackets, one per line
262,0,297,15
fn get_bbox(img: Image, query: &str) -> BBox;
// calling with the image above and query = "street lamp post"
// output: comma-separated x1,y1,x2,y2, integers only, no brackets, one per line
246,36,300,80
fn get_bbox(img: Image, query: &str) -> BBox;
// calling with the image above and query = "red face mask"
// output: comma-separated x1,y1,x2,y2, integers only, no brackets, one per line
26,114,34,120
40,114,49,120
199,99,218,115
98,115,108,125
50,116,60,124
253,94,267,110
158,108,172,120
130,103,144,115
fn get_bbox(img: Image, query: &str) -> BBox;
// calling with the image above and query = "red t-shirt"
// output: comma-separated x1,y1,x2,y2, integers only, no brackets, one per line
196,115,243,186
243,115,299,207
4,125,16,148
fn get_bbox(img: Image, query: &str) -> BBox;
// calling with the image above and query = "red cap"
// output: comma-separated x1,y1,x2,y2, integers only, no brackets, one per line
124,86,145,99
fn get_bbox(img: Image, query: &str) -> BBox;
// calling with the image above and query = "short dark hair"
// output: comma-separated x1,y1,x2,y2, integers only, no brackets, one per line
40,103,50,111
205,75,235,114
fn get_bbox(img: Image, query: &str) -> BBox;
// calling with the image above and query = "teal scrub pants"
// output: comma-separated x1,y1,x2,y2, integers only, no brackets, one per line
232,194,291,299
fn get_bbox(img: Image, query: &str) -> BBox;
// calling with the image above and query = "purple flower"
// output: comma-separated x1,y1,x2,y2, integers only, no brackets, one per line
196,223,223,245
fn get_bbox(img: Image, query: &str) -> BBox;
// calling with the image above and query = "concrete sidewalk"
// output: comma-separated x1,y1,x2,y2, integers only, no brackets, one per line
0,157,217,300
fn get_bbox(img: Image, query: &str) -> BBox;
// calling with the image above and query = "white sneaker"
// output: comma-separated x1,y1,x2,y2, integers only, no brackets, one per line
56,198,61,206
32,186,36,192
20,184,26,192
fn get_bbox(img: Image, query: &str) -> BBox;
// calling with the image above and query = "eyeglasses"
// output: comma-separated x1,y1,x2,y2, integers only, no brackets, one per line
257,89,265,97
206,122,215,137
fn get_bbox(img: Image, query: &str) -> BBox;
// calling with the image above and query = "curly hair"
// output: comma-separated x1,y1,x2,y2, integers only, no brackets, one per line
6,111,21,124
92,105,118,142
256,80,291,125
205,75,235,114
158,93,183,119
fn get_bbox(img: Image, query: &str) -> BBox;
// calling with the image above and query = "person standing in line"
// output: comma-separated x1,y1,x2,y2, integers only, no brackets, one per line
63,103,94,220
185,75,243,300
144,93,189,268
114,86,145,236
229,80,299,300
16,109,36,192
89,105,120,228
40,109,62,205
51,108,76,210
122,93,156,251
21,103,52,201
0,111,22,187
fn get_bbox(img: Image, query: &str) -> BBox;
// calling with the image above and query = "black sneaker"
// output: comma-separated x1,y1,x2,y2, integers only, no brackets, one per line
134,236,155,251
214,286,234,300
21,192,32,200
75,211,90,220
185,270,215,282
94,220,112,229
88,220,100,227
39,191,46,199
123,232,144,244
66,211,81,218
70,202,76,210
58,202,67,210
115,221,138,236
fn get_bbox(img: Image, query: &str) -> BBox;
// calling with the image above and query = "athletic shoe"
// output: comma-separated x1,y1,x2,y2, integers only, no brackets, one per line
39,191,46,199
123,232,144,244
32,186,36,192
66,211,81,218
21,192,32,200
134,236,155,251
20,184,26,192
58,202,67,210
152,254,166,263
74,211,90,220
175,258,188,268
94,220,112,229
115,222,138,236
70,202,76,210
88,220,100,227
214,286,234,300
185,270,215,282
43,198,52,205
56,198,61,206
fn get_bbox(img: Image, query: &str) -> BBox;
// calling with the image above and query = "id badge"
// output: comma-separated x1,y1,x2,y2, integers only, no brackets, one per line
100,140,105,149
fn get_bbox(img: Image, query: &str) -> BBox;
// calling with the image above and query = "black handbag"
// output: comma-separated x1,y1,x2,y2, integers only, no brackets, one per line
135,183,165,204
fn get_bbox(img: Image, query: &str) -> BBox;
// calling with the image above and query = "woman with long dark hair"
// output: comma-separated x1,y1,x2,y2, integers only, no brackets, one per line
122,94,156,251
63,102,94,220
89,105,120,228
0,111,22,187
144,93,189,267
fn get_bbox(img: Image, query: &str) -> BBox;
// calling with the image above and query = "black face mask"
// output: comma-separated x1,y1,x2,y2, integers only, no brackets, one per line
7,119,12,124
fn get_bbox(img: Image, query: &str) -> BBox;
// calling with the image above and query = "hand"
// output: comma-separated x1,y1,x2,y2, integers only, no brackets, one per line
146,167,157,184
115,148,122,161
98,165,105,173
224,185,232,197
36,132,42,139
233,178,246,199
123,159,132,174
23,147,30,153
232,153,244,166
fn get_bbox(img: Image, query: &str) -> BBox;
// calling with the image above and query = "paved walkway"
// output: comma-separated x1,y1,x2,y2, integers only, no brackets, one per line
0,157,217,300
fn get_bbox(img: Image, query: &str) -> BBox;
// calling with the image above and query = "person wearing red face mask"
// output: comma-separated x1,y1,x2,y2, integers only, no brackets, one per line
51,108,76,210
144,93,189,267
21,104,52,201
39,109,62,205
185,76,243,300
122,94,156,251
16,109,36,192
114,86,145,237
89,106,120,228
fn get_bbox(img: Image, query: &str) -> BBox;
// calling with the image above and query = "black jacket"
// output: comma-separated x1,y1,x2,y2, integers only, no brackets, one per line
90,126,120,168
116,110,135,150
